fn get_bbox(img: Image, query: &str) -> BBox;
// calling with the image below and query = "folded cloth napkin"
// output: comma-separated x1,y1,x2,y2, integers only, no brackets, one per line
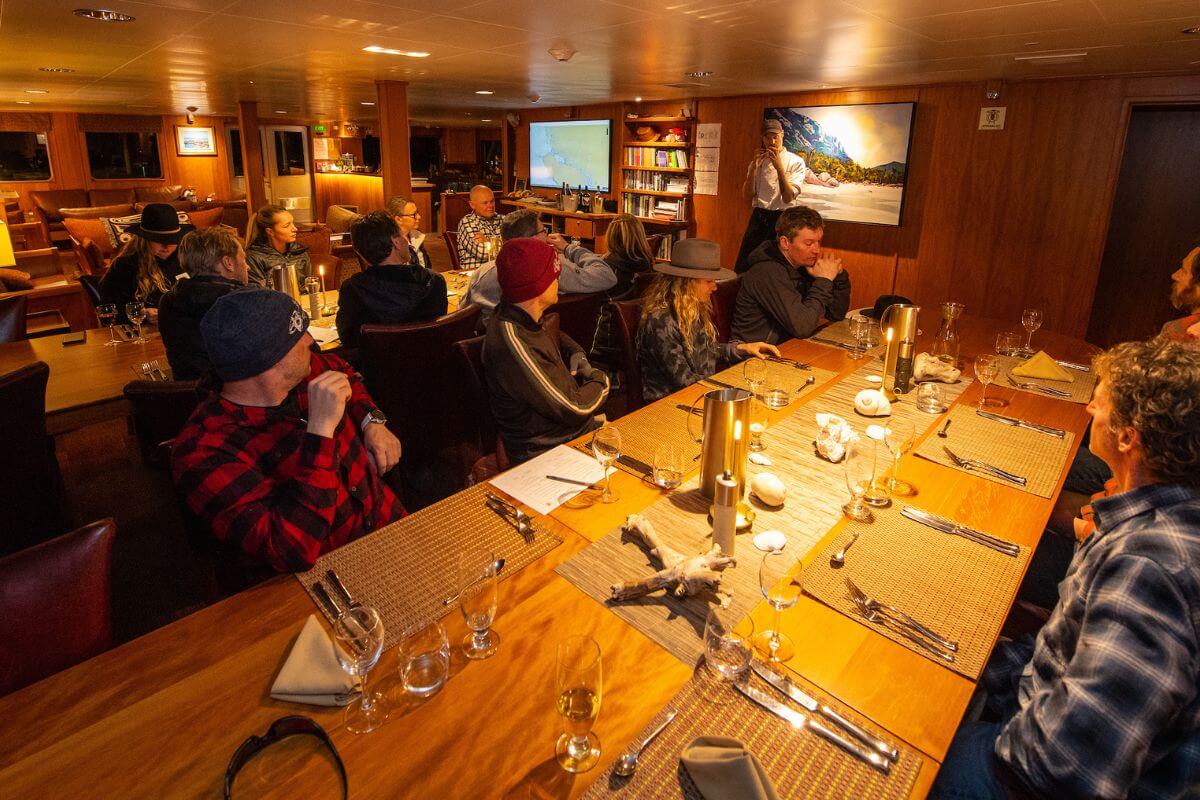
270,615,360,706
1011,351,1074,383
681,736,780,800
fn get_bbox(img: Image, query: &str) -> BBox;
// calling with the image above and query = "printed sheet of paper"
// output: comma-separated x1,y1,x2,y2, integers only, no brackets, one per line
696,123,721,147
695,147,720,173
307,323,340,346
488,445,610,515
694,171,718,195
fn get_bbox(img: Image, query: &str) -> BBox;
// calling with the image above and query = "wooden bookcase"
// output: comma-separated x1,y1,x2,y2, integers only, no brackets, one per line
617,107,695,236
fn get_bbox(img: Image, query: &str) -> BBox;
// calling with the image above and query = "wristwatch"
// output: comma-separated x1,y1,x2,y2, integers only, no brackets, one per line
360,407,388,432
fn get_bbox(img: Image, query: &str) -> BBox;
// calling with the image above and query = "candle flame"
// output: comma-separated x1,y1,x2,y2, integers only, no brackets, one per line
886,327,894,342
733,420,742,441
318,264,325,276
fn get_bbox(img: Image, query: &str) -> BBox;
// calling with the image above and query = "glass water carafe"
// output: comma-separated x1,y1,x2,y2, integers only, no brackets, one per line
931,302,964,367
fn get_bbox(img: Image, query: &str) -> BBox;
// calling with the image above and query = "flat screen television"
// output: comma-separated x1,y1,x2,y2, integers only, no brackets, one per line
528,119,611,192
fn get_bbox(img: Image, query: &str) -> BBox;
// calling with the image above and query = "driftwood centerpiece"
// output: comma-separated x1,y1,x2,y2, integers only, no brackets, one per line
610,515,736,601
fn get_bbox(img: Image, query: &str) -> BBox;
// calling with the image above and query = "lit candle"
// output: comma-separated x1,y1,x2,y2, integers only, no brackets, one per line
881,327,895,392
317,264,327,309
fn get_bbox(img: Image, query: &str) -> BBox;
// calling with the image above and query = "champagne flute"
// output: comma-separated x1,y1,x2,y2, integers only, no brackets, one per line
332,605,388,734
974,353,1006,408
96,304,120,346
842,437,876,522
125,301,148,344
704,606,753,703
591,425,621,504
743,357,766,400
753,549,801,662
1020,308,1043,354
884,418,917,496
555,635,602,773
456,548,500,660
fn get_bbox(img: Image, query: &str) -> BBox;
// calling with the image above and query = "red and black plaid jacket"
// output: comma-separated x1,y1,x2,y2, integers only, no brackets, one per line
171,352,405,572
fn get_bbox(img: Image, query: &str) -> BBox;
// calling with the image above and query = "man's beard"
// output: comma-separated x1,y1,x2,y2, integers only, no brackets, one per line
1171,282,1200,311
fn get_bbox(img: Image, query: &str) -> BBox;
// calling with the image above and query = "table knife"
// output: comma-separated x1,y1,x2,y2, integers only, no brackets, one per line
326,569,360,610
735,682,891,774
975,410,1065,438
810,336,857,351
765,356,810,370
1055,359,1091,372
616,453,653,475
751,663,899,762
700,377,739,390
313,582,344,619
675,403,704,415
901,506,1019,557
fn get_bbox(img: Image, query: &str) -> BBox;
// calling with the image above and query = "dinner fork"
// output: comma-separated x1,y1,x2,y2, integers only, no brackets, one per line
485,493,535,543
941,446,1027,486
148,359,169,381
1006,376,1071,398
852,598,956,663
846,578,958,652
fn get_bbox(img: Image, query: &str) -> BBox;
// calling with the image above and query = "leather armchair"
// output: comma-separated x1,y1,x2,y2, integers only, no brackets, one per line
711,276,742,344
613,299,645,411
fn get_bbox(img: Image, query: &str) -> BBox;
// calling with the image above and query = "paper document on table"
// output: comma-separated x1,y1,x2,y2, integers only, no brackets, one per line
488,445,610,515
307,324,340,346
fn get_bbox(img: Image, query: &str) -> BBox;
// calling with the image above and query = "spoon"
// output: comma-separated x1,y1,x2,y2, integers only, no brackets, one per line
613,708,678,777
441,557,506,606
830,532,859,568
937,419,952,438
795,376,816,393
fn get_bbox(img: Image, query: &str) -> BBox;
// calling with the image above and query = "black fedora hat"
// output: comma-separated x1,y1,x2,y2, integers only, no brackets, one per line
126,203,194,245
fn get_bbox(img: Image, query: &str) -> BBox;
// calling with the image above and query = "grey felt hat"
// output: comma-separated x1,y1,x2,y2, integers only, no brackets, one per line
652,238,736,281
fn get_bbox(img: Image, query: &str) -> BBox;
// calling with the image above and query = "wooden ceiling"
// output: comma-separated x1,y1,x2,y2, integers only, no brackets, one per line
2,0,1199,125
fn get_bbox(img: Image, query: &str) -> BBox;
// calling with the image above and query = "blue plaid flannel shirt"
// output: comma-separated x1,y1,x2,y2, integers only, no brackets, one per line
985,484,1200,799
456,212,502,268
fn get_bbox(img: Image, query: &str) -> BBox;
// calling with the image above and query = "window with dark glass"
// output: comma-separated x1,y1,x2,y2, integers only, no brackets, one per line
410,136,440,178
362,135,381,172
274,131,307,176
85,132,162,179
0,131,52,181
229,129,244,177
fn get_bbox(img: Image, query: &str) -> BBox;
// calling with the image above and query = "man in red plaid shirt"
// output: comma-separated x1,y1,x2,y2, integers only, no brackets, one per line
172,289,405,572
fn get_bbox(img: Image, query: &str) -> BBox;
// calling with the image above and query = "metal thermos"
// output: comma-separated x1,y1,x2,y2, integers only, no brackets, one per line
880,303,921,390
687,387,752,499
270,262,303,306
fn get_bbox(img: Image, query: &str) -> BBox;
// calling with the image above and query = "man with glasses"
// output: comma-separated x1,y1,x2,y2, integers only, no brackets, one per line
384,195,431,270
456,185,502,268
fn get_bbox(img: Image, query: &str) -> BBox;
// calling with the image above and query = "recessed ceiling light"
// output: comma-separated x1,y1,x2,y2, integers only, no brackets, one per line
274,110,288,114
363,45,430,58
24,89,49,94
480,118,493,122
634,96,642,102
1182,26,1200,34
16,101,32,105
684,70,712,78
39,67,76,73
73,8,136,22
361,101,376,105
475,90,494,95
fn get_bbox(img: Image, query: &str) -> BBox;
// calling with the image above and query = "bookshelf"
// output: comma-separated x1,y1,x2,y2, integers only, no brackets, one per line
618,108,695,231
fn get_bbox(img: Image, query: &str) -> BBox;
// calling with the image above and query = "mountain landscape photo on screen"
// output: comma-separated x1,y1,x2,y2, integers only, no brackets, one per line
765,102,915,226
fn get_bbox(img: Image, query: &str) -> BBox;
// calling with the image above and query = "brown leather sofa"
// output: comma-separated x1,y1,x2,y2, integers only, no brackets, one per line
29,186,184,243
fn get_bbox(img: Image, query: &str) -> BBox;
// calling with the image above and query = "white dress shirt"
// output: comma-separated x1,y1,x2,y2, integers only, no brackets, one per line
752,150,807,210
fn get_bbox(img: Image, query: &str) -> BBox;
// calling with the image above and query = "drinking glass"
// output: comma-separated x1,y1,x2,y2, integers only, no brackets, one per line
397,622,450,698
916,382,945,413
748,399,767,452
849,314,874,359
96,304,120,346
842,438,876,523
861,428,891,508
974,353,1006,408
332,605,388,734
995,331,1022,357
652,443,682,489
884,418,917,496
591,425,621,503
703,606,753,703
1020,308,1043,354
457,548,500,659
555,635,602,773
743,357,766,399
762,386,790,410
125,301,148,344
753,549,801,662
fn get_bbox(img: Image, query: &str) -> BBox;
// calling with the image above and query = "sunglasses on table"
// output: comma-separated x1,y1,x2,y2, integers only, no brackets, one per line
224,716,347,799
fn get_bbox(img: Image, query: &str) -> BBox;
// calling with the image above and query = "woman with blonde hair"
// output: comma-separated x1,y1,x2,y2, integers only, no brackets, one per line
590,213,656,369
99,203,192,321
637,239,778,402
244,203,311,287
384,195,431,269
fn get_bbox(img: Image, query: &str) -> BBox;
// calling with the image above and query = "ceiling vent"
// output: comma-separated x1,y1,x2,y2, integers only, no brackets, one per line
1013,51,1088,65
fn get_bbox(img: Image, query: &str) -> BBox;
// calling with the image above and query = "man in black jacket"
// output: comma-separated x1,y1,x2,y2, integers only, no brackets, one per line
158,226,249,380
483,238,609,463
336,211,448,349
731,205,851,344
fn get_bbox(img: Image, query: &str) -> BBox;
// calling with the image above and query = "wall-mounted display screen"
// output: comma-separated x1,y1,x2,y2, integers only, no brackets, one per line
529,119,611,192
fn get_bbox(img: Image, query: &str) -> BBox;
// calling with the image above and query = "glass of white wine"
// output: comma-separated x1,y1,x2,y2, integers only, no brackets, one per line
96,304,119,346
125,301,148,344
884,418,917,497
842,438,876,523
652,443,682,490
753,549,801,663
591,425,621,504
555,635,602,773
974,353,1006,408
749,398,767,452
456,548,500,660
1020,308,1043,354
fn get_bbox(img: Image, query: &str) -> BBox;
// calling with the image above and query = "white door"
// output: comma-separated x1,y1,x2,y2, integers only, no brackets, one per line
262,125,313,224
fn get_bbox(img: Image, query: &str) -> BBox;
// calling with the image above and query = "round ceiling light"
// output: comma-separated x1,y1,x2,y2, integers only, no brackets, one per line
73,9,136,22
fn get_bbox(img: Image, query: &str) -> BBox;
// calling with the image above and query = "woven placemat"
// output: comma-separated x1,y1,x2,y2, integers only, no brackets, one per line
913,405,1075,498
575,402,702,477
809,359,973,439
802,505,1028,679
295,482,561,649
581,674,921,800
808,318,882,352
996,355,1096,404
706,362,838,408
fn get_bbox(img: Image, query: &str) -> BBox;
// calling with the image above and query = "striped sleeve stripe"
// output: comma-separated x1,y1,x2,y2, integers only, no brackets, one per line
501,320,607,416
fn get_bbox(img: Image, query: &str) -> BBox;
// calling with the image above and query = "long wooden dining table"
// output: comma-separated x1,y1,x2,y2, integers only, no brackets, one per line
0,316,1099,798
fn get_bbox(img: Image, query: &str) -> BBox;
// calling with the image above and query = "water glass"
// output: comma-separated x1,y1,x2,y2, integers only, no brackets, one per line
652,443,683,489
96,304,120,346
916,382,945,413
1021,308,1043,353
591,425,621,503
995,331,1023,357
974,353,1006,408
457,548,500,659
749,399,767,452
753,549,801,662
861,427,891,508
849,314,874,359
332,606,388,734
397,622,450,698
743,357,766,399
762,386,790,410
884,418,917,496
555,635,602,773
703,606,753,703
125,301,148,344
842,438,876,523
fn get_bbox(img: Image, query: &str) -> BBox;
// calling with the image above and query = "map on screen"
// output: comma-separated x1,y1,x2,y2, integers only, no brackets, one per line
529,119,611,191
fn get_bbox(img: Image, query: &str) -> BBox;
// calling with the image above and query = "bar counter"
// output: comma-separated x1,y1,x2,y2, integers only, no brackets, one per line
314,173,434,228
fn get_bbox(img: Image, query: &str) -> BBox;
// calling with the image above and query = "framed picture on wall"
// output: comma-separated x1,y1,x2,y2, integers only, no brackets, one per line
174,126,217,157
763,102,915,226
514,178,528,193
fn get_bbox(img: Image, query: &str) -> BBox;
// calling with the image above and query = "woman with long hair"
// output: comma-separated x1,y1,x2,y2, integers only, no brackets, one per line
590,214,656,369
244,203,311,287
636,239,778,402
99,202,192,321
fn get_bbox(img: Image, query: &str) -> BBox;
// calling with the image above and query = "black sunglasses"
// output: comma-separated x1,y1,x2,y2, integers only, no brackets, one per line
224,716,347,799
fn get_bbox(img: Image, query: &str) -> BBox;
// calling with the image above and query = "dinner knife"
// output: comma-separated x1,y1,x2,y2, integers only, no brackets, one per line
735,682,891,774
312,582,344,619
765,356,811,370
326,569,360,610
700,377,739,390
810,336,858,352
751,663,899,762
674,403,704,415
901,506,1019,557
1055,359,1091,372
616,453,653,475
975,410,1065,438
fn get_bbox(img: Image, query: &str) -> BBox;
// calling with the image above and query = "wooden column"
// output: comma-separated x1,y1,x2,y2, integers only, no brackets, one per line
376,80,413,202
236,101,268,212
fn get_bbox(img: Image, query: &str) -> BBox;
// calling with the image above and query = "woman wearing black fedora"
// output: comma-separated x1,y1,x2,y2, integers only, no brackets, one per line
99,202,193,321
636,238,780,402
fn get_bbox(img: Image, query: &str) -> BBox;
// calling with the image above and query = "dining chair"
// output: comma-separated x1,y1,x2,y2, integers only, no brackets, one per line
453,335,509,484
612,299,645,412
442,230,462,269
547,291,607,355
711,275,742,343
123,379,205,469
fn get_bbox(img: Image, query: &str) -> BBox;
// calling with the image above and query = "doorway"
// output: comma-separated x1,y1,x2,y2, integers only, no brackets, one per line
1087,105,1200,347
261,125,313,224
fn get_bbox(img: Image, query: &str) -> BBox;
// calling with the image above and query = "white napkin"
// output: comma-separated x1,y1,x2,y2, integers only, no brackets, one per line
270,615,360,706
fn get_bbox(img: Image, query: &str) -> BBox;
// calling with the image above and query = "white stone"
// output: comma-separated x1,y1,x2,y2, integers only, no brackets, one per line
750,472,786,507
753,530,787,552
749,452,772,466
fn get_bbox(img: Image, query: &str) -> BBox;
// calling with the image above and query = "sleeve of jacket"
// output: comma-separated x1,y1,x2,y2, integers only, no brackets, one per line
465,263,501,312
560,244,617,293
639,312,710,390
334,280,364,349
498,320,609,427
750,264,833,340
417,272,450,320
827,269,852,323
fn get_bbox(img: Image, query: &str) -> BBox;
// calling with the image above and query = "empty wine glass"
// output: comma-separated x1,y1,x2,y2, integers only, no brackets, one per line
884,418,917,496
753,549,801,662
332,605,388,734
125,301,148,344
397,622,450,698
743,357,766,399
842,437,876,523
862,426,891,509
974,353,1006,408
456,548,500,660
591,425,621,503
555,635,602,773
96,304,120,346
652,443,682,489
849,314,873,359
703,606,753,703
1021,308,1043,354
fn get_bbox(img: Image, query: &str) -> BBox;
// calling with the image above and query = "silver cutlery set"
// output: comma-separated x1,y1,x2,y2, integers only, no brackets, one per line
484,491,536,544
130,359,169,382
1006,375,1071,398
942,445,1027,486
975,409,1065,438
901,506,1020,557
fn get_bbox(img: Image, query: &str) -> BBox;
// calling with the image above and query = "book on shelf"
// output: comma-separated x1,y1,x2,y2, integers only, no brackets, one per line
621,194,688,221
623,146,690,169
622,170,692,193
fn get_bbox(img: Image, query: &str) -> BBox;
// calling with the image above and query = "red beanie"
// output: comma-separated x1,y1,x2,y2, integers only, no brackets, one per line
496,238,560,303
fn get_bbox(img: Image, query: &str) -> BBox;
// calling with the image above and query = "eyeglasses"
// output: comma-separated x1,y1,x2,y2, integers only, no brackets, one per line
224,716,347,799
398,211,421,219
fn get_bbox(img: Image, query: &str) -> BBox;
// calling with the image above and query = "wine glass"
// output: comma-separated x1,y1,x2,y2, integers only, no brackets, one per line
842,438,876,523
703,606,753,704
555,635,602,773
1020,308,1043,354
862,426,891,509
748,399,767,452
332,605,388,734
591,425,621,504
884,418,917,496
753,549,801,662
974,353,1006,408
456,548,500,660
652,443,682,489
743,357,766,399
96,304,120,346
125,301,148,344
849,314,873,359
